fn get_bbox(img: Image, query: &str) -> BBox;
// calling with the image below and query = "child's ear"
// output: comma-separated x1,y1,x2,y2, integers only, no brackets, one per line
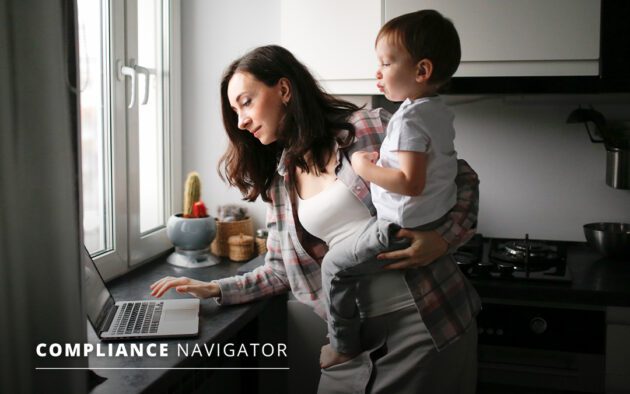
416,59,434,83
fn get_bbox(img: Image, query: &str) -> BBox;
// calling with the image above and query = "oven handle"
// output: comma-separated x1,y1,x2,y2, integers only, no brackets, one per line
480,362,579,377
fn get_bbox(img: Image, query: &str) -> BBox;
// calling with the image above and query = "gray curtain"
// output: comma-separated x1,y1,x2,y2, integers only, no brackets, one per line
0,0,86,392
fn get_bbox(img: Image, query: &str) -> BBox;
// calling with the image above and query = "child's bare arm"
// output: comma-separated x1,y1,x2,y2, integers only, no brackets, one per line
351,151,426,196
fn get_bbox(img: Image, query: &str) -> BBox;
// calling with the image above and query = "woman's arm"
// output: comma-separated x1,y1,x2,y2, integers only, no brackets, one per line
435,159,479,248
151,205,291,302
377,159,479,267
212,205,292,304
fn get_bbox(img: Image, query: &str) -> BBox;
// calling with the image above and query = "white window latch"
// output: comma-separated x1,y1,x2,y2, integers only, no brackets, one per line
117,60,150,109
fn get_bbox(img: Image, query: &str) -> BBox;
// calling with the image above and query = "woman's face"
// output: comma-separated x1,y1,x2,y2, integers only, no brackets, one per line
227,71,288,145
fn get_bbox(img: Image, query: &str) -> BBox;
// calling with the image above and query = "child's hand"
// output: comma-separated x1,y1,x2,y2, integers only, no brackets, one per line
351,151,379,176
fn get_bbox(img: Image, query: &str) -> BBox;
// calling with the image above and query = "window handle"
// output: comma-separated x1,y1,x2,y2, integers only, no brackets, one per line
118,61,136,109
134,65,150,105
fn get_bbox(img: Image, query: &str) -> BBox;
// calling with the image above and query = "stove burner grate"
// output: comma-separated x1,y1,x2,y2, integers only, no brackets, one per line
490,239,562,271
454,235,572,282
504,240,553,257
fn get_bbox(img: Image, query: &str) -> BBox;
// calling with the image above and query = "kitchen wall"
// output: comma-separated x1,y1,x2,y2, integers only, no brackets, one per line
448,95,630,240
182,2,630,242
181,0,282,228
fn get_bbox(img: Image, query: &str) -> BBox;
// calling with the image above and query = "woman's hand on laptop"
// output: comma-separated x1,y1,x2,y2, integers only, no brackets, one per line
150,276,220,299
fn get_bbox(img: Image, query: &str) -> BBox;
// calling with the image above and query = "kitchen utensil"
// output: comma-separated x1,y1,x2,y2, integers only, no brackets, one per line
583,222,630,259
567,109,630,189
255,228,268,255
607,146,630,189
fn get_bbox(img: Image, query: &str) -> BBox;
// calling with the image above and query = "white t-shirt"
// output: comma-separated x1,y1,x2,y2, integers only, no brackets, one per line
371,96,457,228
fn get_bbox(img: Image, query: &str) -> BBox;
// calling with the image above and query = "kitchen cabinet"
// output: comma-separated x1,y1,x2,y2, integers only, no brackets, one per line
280,0,381,94
386,0,600,77
280,0,602,95
606,306,630,392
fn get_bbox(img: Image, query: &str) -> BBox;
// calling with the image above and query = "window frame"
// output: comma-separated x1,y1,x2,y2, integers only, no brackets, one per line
86,0,181,280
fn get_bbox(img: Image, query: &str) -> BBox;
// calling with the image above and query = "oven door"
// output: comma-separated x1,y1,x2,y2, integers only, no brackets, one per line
477,301,606,393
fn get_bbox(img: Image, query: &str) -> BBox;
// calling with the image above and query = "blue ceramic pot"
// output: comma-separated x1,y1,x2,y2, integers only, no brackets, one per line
166,214,216,250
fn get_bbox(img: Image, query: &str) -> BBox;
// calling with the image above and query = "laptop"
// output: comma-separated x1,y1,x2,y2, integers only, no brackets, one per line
82,246,199,340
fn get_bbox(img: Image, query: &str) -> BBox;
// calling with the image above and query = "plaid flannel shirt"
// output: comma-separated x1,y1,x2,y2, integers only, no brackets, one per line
215,108,481,350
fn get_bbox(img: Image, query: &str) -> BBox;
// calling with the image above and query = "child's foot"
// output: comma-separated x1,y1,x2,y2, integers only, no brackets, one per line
319,344,357,368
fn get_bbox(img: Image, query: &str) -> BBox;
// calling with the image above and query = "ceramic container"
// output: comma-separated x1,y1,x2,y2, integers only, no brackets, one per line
166,214,216,251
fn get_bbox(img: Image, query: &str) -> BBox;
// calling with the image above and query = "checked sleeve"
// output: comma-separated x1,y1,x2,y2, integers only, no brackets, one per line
214,205,290,305
435,159,479,251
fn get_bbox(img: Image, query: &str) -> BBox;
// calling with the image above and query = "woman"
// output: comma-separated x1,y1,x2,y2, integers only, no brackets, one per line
151,45,481,394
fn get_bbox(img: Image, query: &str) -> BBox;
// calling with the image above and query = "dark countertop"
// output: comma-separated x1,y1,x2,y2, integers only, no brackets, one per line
470,243,630,308
86,243,630,392
88,253,273,394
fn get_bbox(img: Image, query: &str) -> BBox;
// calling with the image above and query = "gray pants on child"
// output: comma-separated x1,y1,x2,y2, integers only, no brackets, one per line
321,215,446,355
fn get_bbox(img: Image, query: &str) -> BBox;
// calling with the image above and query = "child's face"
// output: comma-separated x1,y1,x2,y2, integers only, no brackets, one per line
375,37,422,102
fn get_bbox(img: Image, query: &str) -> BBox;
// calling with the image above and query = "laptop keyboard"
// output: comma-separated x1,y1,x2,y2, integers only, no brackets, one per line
111,301,164,335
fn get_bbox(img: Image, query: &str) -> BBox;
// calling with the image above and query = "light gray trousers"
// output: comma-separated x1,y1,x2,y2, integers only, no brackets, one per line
318,305,478,394
322,215,448,355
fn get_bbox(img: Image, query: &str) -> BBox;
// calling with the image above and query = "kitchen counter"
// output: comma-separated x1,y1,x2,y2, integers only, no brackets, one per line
470,242,630,307
88,253,286,394
85,244,629,392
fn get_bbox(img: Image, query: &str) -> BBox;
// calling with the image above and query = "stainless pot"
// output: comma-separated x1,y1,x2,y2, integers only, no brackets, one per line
607,148,630,189
583,222,630,260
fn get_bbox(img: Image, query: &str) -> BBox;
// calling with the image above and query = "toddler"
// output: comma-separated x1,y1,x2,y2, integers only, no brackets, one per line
319,9,462,368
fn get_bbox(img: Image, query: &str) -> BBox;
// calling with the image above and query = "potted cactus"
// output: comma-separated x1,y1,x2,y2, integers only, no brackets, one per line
182,171,207,218
166,172,218,267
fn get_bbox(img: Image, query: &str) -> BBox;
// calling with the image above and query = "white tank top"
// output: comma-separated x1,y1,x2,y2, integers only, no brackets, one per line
298,180,371,249
297,179,414,318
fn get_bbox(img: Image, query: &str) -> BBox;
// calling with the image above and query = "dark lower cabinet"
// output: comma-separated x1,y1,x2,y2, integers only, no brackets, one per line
145,296,289,394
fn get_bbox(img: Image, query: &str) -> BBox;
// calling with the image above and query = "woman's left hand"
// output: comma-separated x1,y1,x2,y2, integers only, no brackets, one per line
377,229,448,269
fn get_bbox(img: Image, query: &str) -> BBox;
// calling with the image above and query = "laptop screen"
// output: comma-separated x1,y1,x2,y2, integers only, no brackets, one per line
82,245,115,331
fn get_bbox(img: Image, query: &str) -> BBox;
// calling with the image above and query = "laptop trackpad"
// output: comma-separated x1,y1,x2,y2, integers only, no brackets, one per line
163,308,196,322
159,299,199,335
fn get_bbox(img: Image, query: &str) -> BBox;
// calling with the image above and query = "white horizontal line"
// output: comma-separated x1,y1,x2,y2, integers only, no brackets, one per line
36,367,290,370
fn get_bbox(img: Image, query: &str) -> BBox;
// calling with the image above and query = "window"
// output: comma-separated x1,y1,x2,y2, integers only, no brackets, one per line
77,0,181,279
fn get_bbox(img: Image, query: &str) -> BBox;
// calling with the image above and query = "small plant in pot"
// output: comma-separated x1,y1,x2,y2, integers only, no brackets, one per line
166,172,219,267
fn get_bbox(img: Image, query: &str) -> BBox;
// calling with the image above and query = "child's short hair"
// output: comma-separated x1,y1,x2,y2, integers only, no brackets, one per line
376,9,461,86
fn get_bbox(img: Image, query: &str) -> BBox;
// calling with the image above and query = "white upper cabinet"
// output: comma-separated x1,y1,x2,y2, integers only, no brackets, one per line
386,0,601,77
280,0,601,94
281,0,382,94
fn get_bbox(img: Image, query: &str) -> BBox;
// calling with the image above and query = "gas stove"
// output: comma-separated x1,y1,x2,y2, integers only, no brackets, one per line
454,234,572,282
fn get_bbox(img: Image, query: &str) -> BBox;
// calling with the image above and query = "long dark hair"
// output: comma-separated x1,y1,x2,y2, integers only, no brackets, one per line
218,45,360,202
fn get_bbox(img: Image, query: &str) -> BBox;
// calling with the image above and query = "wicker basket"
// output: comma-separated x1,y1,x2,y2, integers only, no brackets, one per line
255,237,267,255
228,234,255,262
211,218,254,257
